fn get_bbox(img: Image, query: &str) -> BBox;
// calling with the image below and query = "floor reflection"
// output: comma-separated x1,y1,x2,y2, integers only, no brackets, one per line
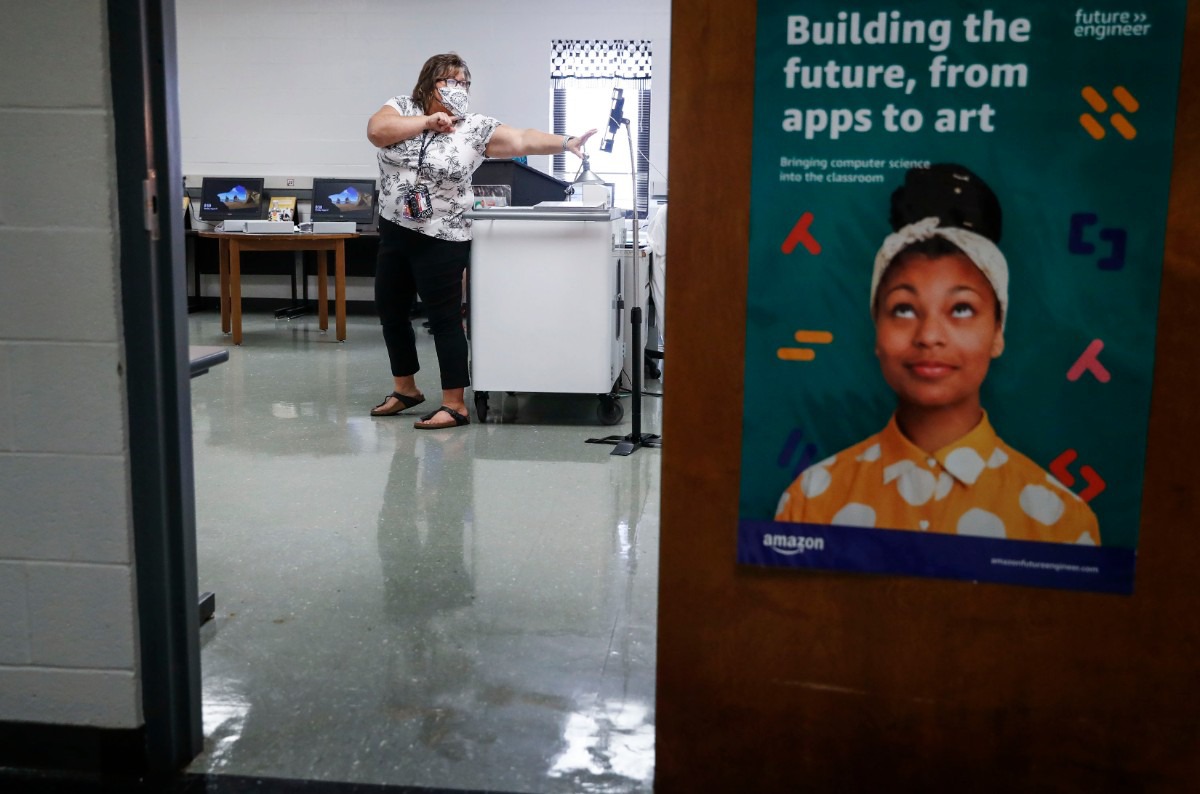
199,678,251,772
187,313,659,793
549,701,655,791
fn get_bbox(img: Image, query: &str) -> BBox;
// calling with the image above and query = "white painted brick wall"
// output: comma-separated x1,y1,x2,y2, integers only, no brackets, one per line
0,563,29,665
0,346,10,451
0,1,140,728
0,230,121,342
0,456,132,564
0,669,140,729
26,563,137,669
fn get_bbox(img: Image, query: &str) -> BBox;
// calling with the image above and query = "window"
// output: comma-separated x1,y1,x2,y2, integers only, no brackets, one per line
551,40,652,217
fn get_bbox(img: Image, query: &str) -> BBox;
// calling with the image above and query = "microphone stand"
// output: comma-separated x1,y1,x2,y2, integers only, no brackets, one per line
587,117,661,456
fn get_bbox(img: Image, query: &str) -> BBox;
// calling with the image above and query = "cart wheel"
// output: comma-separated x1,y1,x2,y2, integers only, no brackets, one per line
474,391,490,423
597,395,624,425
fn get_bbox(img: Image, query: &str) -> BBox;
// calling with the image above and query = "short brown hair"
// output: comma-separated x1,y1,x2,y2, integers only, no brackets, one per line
412,53,471,111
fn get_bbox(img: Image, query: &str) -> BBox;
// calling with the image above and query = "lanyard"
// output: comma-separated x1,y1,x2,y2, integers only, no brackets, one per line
415,131,434,183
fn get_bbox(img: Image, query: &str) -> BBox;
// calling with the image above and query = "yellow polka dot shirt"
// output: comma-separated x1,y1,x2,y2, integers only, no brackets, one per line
775,413,1101,545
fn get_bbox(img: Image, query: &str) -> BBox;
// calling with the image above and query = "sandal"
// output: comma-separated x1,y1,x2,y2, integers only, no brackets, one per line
413,405,471,429
370,391,425,417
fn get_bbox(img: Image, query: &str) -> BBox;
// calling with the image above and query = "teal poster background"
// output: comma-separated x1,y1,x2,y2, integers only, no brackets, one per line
738,0,1188,592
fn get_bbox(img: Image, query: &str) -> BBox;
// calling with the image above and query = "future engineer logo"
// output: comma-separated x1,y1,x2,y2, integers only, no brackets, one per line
763,533,826,556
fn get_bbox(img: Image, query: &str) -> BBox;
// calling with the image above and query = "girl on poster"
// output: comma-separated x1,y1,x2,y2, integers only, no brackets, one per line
775,164,1100,545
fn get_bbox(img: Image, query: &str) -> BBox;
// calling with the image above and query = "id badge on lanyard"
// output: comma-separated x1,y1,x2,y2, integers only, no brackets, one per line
404,183,432,220
402,131,435,220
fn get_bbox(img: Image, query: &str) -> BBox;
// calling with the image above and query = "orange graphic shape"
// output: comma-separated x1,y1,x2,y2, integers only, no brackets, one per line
1081,86,1108,112
1110,113,1137,140
1112,85,1139,113
793,330,833,345
778,347,816,362
1079,113,1106,140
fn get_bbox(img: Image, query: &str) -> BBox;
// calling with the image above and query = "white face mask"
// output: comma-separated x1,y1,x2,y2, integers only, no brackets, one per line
438,86,469,117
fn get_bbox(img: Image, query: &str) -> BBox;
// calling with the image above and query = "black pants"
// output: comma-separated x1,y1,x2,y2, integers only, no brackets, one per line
374,217,471,389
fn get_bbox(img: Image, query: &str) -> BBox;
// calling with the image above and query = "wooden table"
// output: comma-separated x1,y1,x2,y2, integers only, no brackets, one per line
198,231,358,345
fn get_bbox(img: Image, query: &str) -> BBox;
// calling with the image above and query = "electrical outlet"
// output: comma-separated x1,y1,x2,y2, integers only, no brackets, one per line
287,178,295,187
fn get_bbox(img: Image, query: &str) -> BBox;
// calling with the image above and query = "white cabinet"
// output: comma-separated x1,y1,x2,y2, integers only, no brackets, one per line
468,207,626,421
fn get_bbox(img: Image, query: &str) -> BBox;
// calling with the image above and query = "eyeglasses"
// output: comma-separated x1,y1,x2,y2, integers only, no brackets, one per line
439,77,471,90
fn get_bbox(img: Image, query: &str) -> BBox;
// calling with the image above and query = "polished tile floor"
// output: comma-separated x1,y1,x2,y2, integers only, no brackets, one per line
183,311,661,793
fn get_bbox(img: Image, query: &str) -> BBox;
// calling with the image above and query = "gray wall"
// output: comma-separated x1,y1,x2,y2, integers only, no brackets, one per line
0,0,141,728
176,0,672,182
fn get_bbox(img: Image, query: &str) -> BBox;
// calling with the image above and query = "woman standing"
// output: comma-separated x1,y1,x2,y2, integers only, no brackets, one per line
366,52,595,428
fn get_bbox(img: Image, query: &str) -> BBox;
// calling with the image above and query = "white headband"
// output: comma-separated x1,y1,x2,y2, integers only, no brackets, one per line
870,216,1009,332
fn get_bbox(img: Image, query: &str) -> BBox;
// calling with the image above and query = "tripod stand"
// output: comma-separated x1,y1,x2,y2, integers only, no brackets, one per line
587,112,662,456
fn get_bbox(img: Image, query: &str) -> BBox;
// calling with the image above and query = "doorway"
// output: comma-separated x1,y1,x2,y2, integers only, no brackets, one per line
129,0,670,788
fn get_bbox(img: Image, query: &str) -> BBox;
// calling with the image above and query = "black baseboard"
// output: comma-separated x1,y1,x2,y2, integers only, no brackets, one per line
186,297,380,316
0,720,148,777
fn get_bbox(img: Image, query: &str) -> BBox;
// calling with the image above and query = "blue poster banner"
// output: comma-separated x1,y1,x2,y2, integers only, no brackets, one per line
738,0,1188,593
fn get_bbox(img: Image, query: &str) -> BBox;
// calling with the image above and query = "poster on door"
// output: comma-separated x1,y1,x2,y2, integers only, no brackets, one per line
736,0,1188,593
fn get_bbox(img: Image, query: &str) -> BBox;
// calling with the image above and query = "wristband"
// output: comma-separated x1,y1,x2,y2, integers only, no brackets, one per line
562,135,575,151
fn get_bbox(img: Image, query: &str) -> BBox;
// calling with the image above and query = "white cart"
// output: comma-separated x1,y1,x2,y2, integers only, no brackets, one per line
467,206,626,424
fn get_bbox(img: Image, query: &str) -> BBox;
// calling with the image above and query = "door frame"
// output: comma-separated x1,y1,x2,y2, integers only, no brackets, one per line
108,0,202,772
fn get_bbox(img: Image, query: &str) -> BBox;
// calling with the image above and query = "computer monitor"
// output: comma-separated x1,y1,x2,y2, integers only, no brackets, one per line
310,178,377,228
198,177,266,221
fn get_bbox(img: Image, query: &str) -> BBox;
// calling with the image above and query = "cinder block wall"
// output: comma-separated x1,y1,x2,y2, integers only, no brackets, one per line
0,0,141,727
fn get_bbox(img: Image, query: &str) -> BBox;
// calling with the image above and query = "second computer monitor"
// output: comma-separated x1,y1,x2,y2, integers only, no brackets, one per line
310,178,377,227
